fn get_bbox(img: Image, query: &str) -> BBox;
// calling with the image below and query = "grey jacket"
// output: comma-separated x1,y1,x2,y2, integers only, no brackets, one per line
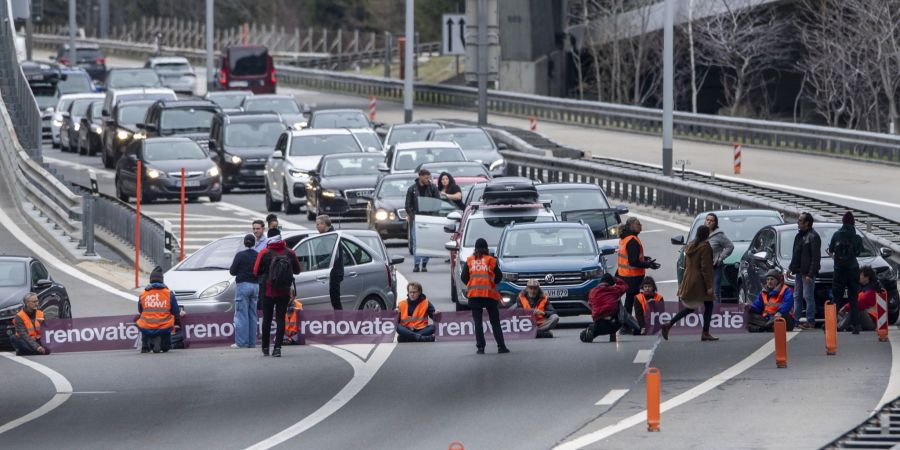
707,229,734,266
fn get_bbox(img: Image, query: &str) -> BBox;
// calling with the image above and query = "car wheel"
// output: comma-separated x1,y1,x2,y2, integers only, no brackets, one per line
115,178,129,203
284,183,300,214
265,186,282,212
358,295,385,310
209,193,222,202
61,299,72,319
737,281,748,304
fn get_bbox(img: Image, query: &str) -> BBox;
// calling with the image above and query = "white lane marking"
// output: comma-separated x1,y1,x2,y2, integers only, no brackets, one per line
0,201,137,302
555,332,799,449
595,389,630,406
876,333,900,410
632,349,652,364
714,174,900,211
626,212,689,232
0,352,74,435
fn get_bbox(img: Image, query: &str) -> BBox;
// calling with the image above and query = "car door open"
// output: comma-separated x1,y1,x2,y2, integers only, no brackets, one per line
413,197,460,257
293,234,337,307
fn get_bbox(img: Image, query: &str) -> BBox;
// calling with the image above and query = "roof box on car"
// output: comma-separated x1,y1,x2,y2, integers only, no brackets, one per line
481,179,538,205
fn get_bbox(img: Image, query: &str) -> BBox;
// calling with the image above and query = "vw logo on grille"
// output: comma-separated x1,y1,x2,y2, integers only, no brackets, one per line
544,274,555,284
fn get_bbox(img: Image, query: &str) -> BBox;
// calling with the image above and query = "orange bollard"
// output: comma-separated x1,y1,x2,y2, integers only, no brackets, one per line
529,115,537,131
448,441,464,450
774,317,787,368
646,367,661,432
368,96,377,122
877,290,889,342
825,301,837,355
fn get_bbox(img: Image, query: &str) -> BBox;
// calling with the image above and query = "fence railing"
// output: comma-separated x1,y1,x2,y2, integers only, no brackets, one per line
1,1,41,160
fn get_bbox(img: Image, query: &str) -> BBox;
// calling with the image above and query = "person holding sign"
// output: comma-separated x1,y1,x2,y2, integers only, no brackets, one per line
395,281,437,342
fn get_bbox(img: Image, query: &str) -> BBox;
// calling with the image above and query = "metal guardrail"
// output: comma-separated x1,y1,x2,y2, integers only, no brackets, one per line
0,1,41,160
824,396,900,449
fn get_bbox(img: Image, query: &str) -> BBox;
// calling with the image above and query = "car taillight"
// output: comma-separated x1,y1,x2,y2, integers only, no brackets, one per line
95,58,105,65
270,68,277,85
219,69,227,86
59,58,69,65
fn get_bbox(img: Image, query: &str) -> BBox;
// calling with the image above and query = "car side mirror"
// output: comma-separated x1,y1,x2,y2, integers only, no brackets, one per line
307,169,318,178
497,142,508,150
444,223,457,233
670,235,685,245
390,255,405,265
599,246,616,256
377,162,389,172
445,240,459,251
616,204,629,215
207,139,217,151
447,211,462,221
33,278,53,290
752,251,769,262
373,121,385,129
273,150,284,160
144,124,158,132
881,247,893,258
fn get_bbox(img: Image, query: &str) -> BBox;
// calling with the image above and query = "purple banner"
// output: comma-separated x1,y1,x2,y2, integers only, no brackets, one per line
434,310,536,342
645,302,749,335
294,310,397,344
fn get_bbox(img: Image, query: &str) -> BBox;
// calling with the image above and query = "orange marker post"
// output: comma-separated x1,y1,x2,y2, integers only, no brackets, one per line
774,317,787,368
368,96,377,122
733,143,742,174
877,290,889,342
529,115,537,131
825,301,837,355
646,367,661,432
180,167,186,262
135,160,142,289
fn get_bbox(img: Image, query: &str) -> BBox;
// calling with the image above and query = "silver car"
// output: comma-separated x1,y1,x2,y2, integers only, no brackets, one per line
145,57,197,95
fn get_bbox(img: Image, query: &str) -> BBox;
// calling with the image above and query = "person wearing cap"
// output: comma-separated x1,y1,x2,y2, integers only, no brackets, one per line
10,293,50,356
828,211,864,333
461,237,509,354
137,266,180,353
748,269,795,332
253,228,301,357
405,168,440,273
230,233,260,348
395,281,437,342
516,279,559,338
788,212,821,330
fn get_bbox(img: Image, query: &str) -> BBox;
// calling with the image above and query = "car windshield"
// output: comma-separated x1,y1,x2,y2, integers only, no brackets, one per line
312,111,369,128
154,61,191,71
159,108,217,134
387,125,440,145
144,140,207,161
89,101,103,119
117,104,151,125
0,261,26,287
431,131,493,150
107,70,161,89
353,132,382,152
224,121,285,147
177,237,242,270
208,93,249,109
501,227,596,257
778,228,875,260
244,98,299,114
425,164,489,178
58,73,93,94
322,155,383,177
228,47,268,76
463,214,554,247
69,99,96,117
116,92,176,105
691,214,783,243
56,97,75,114
33,85,59,109
289,134,361,156
394,148,465,171
540,189,611,214
377,178,414,199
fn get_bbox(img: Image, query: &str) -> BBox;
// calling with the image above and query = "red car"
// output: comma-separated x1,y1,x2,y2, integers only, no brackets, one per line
216,45,276,94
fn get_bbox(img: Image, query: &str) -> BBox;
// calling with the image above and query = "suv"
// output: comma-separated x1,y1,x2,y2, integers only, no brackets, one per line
308,109,377,129
380,141,466,174
215,45,275,94
145,56,197,94
104,68,162,91
208,112,287,192
55,42,106,80
138,99,221,150
101,99,155,168
496,222,615,316
264,129,365,214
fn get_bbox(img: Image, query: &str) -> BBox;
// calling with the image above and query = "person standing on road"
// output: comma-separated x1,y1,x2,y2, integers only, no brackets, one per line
405,168,440,273
437,172,464,210
230,234,259,348
580,274,629,343
616,217,660,322
748,269,795,332
461,238,509,354
634,276,664,334
788,212,821,329
137,266,180,353
395,281,437,342
251,219,268,252
516,279,559,338
706,213,734,301
662,225,717,341
316,214,344,310
10,293,50,356
266,214,280,231
829,212,864,334
253,228,301,357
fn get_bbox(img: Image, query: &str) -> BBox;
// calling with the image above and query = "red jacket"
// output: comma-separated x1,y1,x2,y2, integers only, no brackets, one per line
253,239,301,297
589,278,627,321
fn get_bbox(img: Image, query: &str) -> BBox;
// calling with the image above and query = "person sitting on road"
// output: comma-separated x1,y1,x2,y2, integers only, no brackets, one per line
581,274,637,343
516,279,559,338
284,284,304,345
137,266,180,353
748,269,795,332
838,266,883,332
10,292,50,356
634,276,664,335
395,281,437,343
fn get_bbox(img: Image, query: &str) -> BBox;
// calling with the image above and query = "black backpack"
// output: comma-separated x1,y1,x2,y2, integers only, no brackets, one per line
268,252,294,289
832,231,858,265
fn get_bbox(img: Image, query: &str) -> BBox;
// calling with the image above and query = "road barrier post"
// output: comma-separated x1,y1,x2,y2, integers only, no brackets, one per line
242,23,248,45
647,367,661,432
180,167,186,261
733,143,742,174
877,291,889,342
369,96,377,121
529,115,537,131
135,160,142,289
774,317,787,368
398,37,406,80
825,301,837,355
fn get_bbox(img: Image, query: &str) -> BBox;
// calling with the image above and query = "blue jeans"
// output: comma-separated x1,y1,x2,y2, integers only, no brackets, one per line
713,265,724,301
794,275,816,322
411,218,430,266
397,324,435,342
234,282,259,347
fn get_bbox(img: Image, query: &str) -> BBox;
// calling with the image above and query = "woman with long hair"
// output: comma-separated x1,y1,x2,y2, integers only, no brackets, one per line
705,213,734,301
662,224,717,341
437,171,464,209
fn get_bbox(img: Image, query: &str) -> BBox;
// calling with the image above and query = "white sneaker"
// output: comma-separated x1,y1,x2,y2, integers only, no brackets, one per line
230,344,240,348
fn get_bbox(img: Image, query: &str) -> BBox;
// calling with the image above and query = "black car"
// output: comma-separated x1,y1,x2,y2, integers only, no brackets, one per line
205,91,253,113
209,112,287,192
738,223,899,323
427,127,508,177
56,42,106,81
306,153,385,220
384,122,442,147
60,95,104,153
139,99,222,150
366,173,415,240
115,137,223,203
463,176,541,205
308,109,377,129
77,100,105,156
22,60,65,141
102,99,155,169
536,183,628,241
0,256,71,350
240,94,308,130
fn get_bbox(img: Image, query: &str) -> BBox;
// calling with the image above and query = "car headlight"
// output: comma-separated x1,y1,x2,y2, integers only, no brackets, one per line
501,295,513,305
607,226,619,237
116,129,132,141
489,158,505,171
503,272,519,282
397,209,408,220
207,166,220,177
133,131,146,140
199,281,229,298
322,190,338,198
288,168,308,179
582,268,601,280
0,304,22,319
94,125,103,134
292,121,307,130
228,154,242,164
375,209,389,221
146,168,162,179
73,122,81,131
52,119,63,127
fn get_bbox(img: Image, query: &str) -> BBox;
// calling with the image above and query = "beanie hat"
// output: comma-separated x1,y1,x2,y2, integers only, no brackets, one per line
243,234,256,248
765,269,783,282
599,273,615,285
842,211,855,226
267,227,281,238
475,238,488,251
149,266,164,284
526,278,540,288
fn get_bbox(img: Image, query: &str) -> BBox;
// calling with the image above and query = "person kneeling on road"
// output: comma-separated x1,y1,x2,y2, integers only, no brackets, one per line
838,266,883,332
748,269,795,332
11,292,50,356
516,279,559,338
137,266,180,353
581,274,639,343
284,284,303,345
396,281,437,342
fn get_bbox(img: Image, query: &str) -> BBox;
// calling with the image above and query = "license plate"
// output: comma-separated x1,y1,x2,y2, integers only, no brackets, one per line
229,80,249,87
544,288,569,298
255,170,265,176
177,180,200,187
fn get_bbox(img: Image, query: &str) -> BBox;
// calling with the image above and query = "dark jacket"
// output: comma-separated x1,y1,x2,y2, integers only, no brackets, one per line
230,248,259,284
589,278,627,321
438,172,465,210
789,228,822,277
253,240,301,297
326,227,344,284
405,179,440,219
13,308,43,351
828,224,863,269
621,229,654,272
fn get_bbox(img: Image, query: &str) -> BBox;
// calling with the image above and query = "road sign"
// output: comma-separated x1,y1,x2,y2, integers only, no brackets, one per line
442,14,466,56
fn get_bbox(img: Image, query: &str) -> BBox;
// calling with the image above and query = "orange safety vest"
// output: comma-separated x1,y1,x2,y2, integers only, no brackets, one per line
617,235,645,278
518,292,548,326
466,255,501,301
14,309,44,339
398,299,431,330
761,285,789,316
137,288,175,331
285,299,304,337
635,292,663,318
